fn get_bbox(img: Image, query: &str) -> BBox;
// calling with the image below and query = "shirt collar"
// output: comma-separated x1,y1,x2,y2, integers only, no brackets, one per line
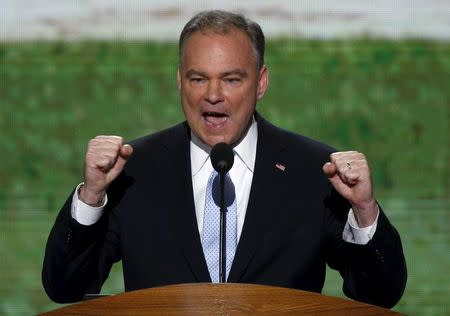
190,117,258,176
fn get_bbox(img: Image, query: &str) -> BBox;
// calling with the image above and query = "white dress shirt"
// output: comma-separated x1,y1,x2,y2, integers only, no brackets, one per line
190,119,258,240
72,119,378,245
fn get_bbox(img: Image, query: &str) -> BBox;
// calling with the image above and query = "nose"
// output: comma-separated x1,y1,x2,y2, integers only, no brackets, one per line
204,80,224,104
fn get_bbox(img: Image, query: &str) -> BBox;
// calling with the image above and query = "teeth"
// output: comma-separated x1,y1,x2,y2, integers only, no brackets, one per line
204,112,226,117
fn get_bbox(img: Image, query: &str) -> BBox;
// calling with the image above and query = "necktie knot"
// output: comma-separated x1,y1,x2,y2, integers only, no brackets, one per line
209,171,236,208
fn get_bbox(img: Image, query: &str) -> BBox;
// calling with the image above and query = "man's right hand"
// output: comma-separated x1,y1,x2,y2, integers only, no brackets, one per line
79,136,133,206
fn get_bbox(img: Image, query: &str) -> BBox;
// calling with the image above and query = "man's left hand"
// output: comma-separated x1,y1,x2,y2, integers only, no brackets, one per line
322,151,378,227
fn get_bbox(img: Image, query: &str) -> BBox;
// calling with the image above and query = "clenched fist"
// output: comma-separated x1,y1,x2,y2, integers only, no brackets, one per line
322,151,378,227
79,136,133,206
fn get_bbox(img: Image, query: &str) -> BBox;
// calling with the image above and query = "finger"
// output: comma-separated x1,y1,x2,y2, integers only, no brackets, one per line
331,152,365,171
94,135,123,142
330,151,364,165
339,171,360,185
120,144,133,159
91,136,123,149
108,145,133,180
90,138,123,149
330,151,355,162
334,159,362,183
88,141,121,158
86,148,121,172
322,162,337,177
326,169,352,198
95,155,119,172
87,136,125,166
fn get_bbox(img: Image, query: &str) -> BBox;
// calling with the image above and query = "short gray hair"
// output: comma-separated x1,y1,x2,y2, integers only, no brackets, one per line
179,10,265,69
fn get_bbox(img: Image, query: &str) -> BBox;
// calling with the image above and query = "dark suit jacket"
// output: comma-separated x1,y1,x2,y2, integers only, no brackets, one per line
42,113,407,307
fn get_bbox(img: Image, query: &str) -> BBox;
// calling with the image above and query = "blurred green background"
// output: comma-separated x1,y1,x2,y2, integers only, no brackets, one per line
0,40,448,315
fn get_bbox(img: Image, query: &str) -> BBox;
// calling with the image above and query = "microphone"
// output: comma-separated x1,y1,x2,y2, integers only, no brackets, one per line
210,142,234,283
211,142,234,172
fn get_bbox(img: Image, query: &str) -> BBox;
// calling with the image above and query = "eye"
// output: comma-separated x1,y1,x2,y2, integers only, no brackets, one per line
190,77,206,84
224,77,241,84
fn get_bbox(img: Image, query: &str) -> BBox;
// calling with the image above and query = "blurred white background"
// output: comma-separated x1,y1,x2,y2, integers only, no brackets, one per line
2,0,449,41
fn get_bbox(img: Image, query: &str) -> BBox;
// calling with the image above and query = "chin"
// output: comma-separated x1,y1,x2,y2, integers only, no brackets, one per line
203,136,229,147
206,139,227,147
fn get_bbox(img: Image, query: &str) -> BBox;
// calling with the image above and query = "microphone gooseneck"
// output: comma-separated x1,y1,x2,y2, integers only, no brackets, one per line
210,142,234,283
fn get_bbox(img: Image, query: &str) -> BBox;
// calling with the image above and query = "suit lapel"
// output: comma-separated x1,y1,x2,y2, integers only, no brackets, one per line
228,114,288,282
161,123,211,282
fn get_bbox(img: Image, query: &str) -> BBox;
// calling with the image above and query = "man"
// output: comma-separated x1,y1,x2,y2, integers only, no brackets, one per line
42,10,406,308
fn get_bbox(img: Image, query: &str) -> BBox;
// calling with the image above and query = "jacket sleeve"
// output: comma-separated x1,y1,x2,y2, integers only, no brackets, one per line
324,192,407,308
42,188,121,303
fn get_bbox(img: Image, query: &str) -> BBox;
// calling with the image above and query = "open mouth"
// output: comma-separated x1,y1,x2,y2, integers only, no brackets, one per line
203,111,229,127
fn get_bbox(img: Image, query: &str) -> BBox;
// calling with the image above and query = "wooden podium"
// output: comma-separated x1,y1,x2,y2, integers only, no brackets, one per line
41,283,402,315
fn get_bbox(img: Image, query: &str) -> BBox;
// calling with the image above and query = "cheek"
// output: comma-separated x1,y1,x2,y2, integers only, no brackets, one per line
182,87,202,108
231,92,256,116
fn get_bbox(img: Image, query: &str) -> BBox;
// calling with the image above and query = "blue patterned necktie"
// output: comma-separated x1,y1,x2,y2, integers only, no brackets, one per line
201,170,237,283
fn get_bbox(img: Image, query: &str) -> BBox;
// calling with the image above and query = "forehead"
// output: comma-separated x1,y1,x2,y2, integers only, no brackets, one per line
180,30,258,70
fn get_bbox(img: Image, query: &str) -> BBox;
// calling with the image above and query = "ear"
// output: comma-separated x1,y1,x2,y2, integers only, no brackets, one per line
256,65,269,100
177,68,181,90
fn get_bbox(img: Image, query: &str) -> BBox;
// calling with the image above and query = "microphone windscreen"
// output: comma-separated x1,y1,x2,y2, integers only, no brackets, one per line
211,143,234,172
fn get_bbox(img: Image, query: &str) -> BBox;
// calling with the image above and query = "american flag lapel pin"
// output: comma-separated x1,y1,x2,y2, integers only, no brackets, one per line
275,162,286,172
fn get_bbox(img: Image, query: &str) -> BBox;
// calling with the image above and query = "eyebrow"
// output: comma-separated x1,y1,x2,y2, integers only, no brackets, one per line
185,69,207,78
222,69,248,77
184,69,248,78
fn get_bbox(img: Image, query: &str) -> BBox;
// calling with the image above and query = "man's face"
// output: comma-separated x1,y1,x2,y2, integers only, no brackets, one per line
177,29,268,147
